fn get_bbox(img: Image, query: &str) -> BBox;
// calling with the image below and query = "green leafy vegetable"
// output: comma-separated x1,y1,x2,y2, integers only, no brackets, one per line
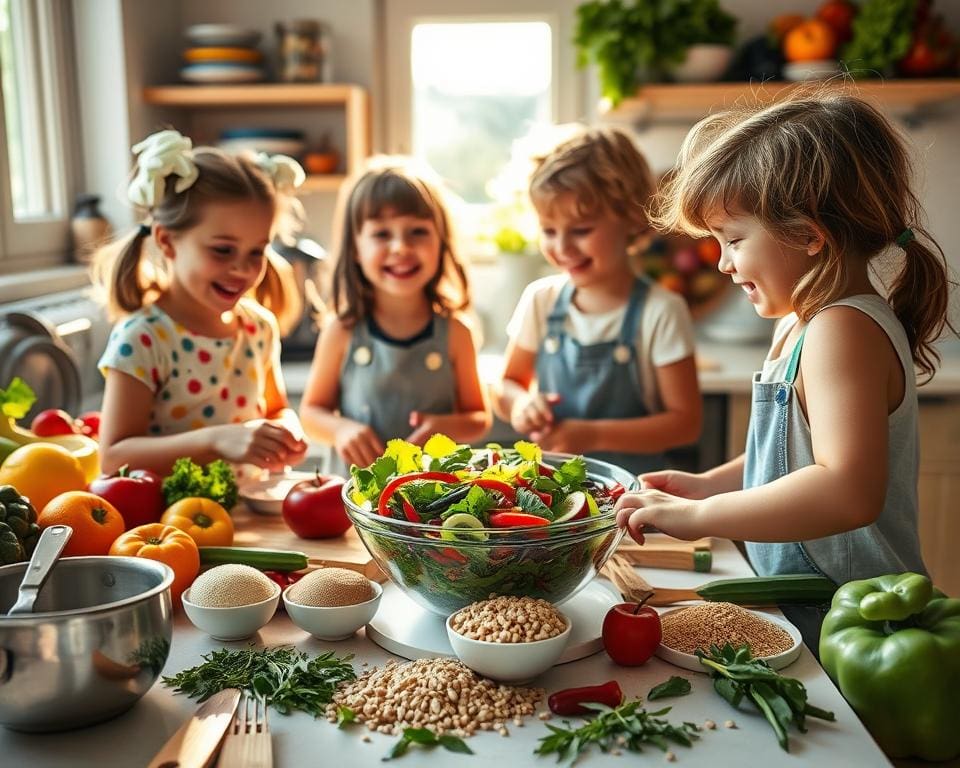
162,457,239,509
517,487,554,519
842,0,916,77
440,484,496,521
696,644,835,752
383,727,473,761
647,676,692,701
162,646,356,718
535,699,699,764
0,377,36,419
553,457,587,491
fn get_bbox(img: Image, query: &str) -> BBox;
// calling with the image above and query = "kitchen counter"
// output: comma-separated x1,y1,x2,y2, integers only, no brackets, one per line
0,534,892,767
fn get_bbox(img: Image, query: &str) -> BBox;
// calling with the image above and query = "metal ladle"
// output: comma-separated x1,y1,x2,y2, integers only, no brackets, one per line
6,524,72,615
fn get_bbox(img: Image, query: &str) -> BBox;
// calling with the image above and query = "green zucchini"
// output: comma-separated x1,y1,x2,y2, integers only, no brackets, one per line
198,546,308,572
697,574,836,605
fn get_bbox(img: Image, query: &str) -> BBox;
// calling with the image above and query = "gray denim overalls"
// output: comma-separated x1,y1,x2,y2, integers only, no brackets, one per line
333,315,456,475
743,296,927,654
535,278,666,476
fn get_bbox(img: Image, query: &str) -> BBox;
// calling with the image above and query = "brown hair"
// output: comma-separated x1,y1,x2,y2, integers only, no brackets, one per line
331,157,469,326
529,125,655,237
651,89,956,378
92,145,302,335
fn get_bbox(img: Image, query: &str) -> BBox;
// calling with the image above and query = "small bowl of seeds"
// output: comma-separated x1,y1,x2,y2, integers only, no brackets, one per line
282,567,382,640
445,596,572,683
182,564,281,640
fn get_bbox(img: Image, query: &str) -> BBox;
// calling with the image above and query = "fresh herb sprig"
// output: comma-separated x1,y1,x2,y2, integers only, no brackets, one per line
384,728,473,761
535,699,699,765
696,643,835,752
162,646,356,718
647,676,692,701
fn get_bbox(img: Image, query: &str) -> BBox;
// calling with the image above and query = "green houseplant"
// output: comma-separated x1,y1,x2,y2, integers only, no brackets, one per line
574,0,737,105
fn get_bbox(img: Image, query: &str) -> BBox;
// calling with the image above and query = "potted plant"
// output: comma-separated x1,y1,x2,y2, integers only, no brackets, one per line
575,0,738,105
670,0,738,82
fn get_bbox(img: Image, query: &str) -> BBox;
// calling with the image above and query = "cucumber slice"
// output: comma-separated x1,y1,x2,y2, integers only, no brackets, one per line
440,512,488,541
553,491,588,523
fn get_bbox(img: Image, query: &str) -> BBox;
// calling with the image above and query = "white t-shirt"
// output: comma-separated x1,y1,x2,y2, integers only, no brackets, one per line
506,274,696,413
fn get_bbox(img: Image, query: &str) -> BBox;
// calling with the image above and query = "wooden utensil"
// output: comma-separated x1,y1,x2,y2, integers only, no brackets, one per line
147,688,241,768
600,555,705,606
217,692,272,768
307,557,388,583
616,536,713,572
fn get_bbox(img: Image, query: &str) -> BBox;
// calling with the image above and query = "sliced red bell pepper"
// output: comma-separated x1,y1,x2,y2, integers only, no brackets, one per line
425,547,468,565
608,482,626,501
377,471,459,517
401,496,420,523
489,511,551,528
469,478,516,503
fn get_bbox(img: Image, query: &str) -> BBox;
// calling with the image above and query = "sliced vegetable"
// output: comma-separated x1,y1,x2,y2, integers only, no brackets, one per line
553,490,588,523
468,478,516,503
198,546,308,572
377,472,458,517
488,511,551,528
440,513,488,542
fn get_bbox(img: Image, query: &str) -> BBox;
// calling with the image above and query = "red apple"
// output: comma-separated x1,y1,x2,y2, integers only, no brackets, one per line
601,600,662,666
282,472,350,539
76,410,101,439
88,465,165,530
31,408,78,437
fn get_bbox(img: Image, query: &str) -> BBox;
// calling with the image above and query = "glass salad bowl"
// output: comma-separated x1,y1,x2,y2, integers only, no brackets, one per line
342,446,637,616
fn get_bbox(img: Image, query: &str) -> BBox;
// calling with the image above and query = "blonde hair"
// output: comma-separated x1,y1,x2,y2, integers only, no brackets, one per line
331,156,470,326
92,145,302,335
529,125,655,236
652,90,956,378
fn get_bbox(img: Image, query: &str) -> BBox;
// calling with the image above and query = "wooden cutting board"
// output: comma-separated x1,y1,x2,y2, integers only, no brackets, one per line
616,535,714,572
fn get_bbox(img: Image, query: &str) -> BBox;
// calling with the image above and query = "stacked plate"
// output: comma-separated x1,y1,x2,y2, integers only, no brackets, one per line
181,24,265,84
219,128,306,158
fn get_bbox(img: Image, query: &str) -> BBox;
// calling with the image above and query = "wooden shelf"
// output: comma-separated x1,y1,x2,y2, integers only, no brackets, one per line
603,79,960,122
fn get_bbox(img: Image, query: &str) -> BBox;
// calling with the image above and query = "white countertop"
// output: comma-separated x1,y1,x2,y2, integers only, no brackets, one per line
1,540,892,768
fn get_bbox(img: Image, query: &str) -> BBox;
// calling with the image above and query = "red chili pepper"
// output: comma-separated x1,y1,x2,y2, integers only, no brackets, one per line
377,471,459,517
469,478,516,503
488,511,551,528
548,680,624,716
262,570,290,590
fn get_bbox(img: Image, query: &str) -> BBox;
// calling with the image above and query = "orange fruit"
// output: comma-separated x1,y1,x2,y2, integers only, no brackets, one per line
39,491,126,556
784,19,837,62
110,524,200,606
769,14,805,42
0,442,86,512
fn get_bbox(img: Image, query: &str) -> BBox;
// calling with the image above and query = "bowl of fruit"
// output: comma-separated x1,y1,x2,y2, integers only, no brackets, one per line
342,436,635,616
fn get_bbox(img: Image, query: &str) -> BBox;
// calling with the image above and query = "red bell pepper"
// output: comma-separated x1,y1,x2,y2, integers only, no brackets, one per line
469,478,516,503
377,471,458,517
489,511,551,528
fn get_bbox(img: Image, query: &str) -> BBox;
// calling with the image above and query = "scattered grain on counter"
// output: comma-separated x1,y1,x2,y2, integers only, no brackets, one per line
189,564,276,607
326,657,542,737
660,602,794,656
287,567,375,607
449,596,567,643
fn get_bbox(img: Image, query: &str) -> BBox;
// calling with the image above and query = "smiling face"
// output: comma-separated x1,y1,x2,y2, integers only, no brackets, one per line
706,210,820,319
354,207,442,299
158,199,274,323
535,193,637,289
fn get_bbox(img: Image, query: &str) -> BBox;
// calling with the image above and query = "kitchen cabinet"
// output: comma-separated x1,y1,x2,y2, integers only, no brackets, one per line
141,83,371,193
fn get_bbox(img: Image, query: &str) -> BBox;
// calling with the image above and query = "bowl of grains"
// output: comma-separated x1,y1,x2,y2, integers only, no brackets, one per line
182,564,281,640
282,567,382,640
655,602,802,672
445,596,572,682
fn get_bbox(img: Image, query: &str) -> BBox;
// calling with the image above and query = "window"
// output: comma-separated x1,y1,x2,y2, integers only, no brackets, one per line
0,0,74,268
410,21,552,204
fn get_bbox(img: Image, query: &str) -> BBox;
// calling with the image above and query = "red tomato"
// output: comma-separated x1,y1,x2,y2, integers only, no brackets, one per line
76,410,101,438
816,0,856,44
282,472,351,539
488,511,551,527
30,409,78,437
88,465,165,530
601,602,662,666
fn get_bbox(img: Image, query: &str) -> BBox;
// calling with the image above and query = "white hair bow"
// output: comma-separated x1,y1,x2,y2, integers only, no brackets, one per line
127,129,199,209
254,152,306,192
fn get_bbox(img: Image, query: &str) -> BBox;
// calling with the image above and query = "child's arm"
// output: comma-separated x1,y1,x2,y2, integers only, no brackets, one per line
493,339,559,435
617,307,892,543
299,318,385,468
260,361,308,465
99,371,303,476
407,316,492,445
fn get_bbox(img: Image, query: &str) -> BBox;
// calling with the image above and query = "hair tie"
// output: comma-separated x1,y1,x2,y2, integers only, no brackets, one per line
127,129,199,209
254,152,305,192
896,228,915,249
138,223,151,237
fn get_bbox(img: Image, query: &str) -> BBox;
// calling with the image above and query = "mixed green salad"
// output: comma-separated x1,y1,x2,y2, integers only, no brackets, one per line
347,435,628,614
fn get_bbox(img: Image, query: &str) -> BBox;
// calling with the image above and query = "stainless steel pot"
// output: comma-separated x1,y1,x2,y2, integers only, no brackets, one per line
0,556,174,732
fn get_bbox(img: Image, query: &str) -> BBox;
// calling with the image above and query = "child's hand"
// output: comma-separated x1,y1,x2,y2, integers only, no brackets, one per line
614,490,704,544
334,420,385,469
638,470,715,500
531,419,589,454
213,421,307,471
510,392,562,436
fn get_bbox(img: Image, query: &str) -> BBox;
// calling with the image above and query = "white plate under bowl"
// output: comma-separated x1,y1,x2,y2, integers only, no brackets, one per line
655,608,802,673
783,59,841,82
180,65,265,84
239,471,315,515
219,137,306,156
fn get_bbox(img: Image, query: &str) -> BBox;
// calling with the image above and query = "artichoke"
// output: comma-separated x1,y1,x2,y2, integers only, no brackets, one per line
0,484,39,565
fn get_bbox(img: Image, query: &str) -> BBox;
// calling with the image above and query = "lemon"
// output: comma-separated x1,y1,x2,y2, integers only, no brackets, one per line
47,433,101,483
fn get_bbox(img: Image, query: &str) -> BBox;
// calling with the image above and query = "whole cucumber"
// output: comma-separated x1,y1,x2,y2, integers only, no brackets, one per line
698,574,836,605
199,546,308,572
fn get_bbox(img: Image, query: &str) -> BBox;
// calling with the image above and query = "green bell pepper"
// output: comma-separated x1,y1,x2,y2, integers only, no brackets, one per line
819,572,960,761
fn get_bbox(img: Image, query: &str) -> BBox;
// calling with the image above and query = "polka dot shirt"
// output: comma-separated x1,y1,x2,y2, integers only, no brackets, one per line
98,298,280,437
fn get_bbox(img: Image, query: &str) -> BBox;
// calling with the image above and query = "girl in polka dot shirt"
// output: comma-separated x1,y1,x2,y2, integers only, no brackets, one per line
299,157,490,471
94,130,307,476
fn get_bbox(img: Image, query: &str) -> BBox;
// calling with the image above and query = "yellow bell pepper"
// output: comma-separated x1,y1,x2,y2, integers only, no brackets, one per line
160,497,234,547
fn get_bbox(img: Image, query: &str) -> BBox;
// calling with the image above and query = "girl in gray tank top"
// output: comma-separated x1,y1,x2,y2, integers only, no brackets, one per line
298,158,491,473
614,93,955,652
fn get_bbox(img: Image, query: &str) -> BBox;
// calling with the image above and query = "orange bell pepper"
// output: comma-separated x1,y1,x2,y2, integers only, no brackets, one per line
161,497,234,547
109,523,200,605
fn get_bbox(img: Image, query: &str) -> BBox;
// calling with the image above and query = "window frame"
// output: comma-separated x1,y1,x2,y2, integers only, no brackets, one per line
0,0,78,270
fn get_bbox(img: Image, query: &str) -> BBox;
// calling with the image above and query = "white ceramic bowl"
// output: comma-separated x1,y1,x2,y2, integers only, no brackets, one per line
445,613,572,683
783,59,842,82
238,471,315,515
283,580,382,641
671,44,734,83
182,584,280,641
